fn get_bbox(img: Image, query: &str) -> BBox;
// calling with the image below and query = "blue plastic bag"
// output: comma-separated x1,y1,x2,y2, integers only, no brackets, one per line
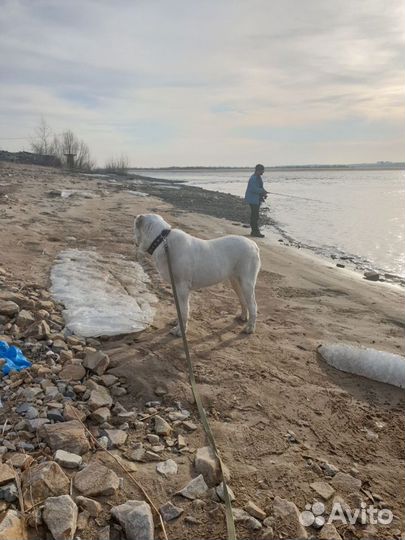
0,340,32,375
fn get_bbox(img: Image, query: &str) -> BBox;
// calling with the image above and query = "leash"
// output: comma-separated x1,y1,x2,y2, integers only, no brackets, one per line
164,239,237,540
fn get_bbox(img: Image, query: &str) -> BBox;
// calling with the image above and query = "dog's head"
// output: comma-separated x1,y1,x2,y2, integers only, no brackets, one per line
134,214,171,256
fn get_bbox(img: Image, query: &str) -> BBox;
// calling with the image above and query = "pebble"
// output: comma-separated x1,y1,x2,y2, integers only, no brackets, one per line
310,481,336,500
111,500,154,540
159,501,184,521
245,500,266,520
54,449,83,469
154,416,172,436
215,481,235,502
156,459,178,476
182,420,197,431
178,474,209,499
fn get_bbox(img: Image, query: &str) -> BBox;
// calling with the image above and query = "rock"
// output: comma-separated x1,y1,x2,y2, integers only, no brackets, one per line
76,510,90,530
232,508,262,530
21,461,69,509
178,474,209,499
146,434,160,444
43,495,78,540
331,472,362,493
0,510,27,540
310,481,335,500
261,527,274,539
92,407,111,424
52,338,68,351
194,446,230,487
55,449,83,469
245,500,266,520
0,483,18,502
88,384,113,410
104,429,128,448
0,464,15,486
6,453,33,470
364,270,379,281
129,444,145,462
144,450,161,462
98,525,111,540
59,363,86,381
111,500,154,540
101,374,119,387
321,462,339,477
74,461,120,497
36,320,51,339
83,351,110,375
0,300,19,317
154,416,171,436
76,496,102,517
47,409,65,422
26,417,50,432
159,501,183,521
215,481,235,502
16,309,35,327
156,459,178,477
272,496,308,539
63,403,87,423
319,523,342,540
177,434,187,449
40,420,90,455
182,420,197,431
111,386,127,397
155,386,167,396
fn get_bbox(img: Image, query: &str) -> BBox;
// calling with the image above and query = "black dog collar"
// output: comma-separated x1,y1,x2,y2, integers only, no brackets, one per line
147,229,171,255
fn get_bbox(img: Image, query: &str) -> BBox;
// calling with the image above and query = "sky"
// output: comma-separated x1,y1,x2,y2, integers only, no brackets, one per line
0,0,404,167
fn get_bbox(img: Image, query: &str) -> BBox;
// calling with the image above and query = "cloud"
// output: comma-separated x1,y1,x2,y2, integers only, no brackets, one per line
0,0,403,165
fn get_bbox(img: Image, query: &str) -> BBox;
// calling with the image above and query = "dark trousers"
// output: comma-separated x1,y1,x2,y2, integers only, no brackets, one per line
249,204,260,233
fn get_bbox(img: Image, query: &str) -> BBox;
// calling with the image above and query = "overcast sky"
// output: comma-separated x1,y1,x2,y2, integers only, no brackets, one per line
0,0,403,167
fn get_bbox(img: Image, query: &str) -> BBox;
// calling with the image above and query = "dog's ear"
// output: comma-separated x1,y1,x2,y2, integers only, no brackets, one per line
135,214,144,229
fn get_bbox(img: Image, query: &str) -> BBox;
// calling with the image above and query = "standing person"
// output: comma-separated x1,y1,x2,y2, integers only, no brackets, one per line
244,164,268,238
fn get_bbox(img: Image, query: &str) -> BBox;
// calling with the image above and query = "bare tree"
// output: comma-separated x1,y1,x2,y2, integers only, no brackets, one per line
31,117,54,155
104,154,129,174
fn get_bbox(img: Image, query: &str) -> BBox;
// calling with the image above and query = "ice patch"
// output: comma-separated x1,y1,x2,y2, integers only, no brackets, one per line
51,249,157,337
318,344,405,389
61,190,96,199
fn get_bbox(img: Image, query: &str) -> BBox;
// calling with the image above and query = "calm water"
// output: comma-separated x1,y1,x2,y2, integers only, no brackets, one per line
133,168,405,278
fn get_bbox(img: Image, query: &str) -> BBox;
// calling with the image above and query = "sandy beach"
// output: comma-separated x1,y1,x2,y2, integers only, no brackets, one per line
0,162,404,540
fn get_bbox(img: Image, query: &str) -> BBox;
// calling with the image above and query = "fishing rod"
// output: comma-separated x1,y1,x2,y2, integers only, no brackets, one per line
265,190,326,204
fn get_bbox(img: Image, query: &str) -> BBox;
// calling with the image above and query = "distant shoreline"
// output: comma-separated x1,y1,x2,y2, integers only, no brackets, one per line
129,163,405,172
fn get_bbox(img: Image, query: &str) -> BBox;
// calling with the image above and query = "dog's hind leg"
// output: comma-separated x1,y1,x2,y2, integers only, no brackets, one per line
239,276,257,334
170,285,190,337
230,277,248,322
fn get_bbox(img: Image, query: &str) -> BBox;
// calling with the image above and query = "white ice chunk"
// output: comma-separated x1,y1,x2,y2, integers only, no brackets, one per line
51,249,157,337
318,344,405,389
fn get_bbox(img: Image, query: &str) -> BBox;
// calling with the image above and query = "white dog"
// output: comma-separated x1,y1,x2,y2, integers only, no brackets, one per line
134,214,261,335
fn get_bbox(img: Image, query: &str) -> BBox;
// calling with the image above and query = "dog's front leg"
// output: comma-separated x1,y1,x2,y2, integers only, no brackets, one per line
170,285,190,337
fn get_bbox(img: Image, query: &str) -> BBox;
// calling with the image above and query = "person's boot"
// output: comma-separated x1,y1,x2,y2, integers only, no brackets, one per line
251,230,265,238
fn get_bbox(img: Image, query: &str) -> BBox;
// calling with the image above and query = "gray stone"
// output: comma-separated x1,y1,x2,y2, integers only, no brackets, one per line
272,496,308,539
319,523,342,540
232,508,262,530
111,500,154,540
88,384,113,410
182,420,197,431
0,300,19,317
59,363,86,381
83,350,110,375
156,459,178,477
54,449,83,469
178,474,209,499
215,481,235,502
310,481,336,500
331,472,362,493
16,309,35,327
194,446,230,487
91,407,111,424
144,450,161,461
76,496,102,517
364,270,379,281
74,461,120,497
321,462,339,477
43,495,78,540
159,501,183,522
40,420,90,455
154,416,171,436
26,417,50,432
129,444,145,462
0,483,18,502
104,429,128,448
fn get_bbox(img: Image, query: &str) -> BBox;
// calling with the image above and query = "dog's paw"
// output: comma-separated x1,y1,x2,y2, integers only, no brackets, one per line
169,325,182,337
243,323,255,334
